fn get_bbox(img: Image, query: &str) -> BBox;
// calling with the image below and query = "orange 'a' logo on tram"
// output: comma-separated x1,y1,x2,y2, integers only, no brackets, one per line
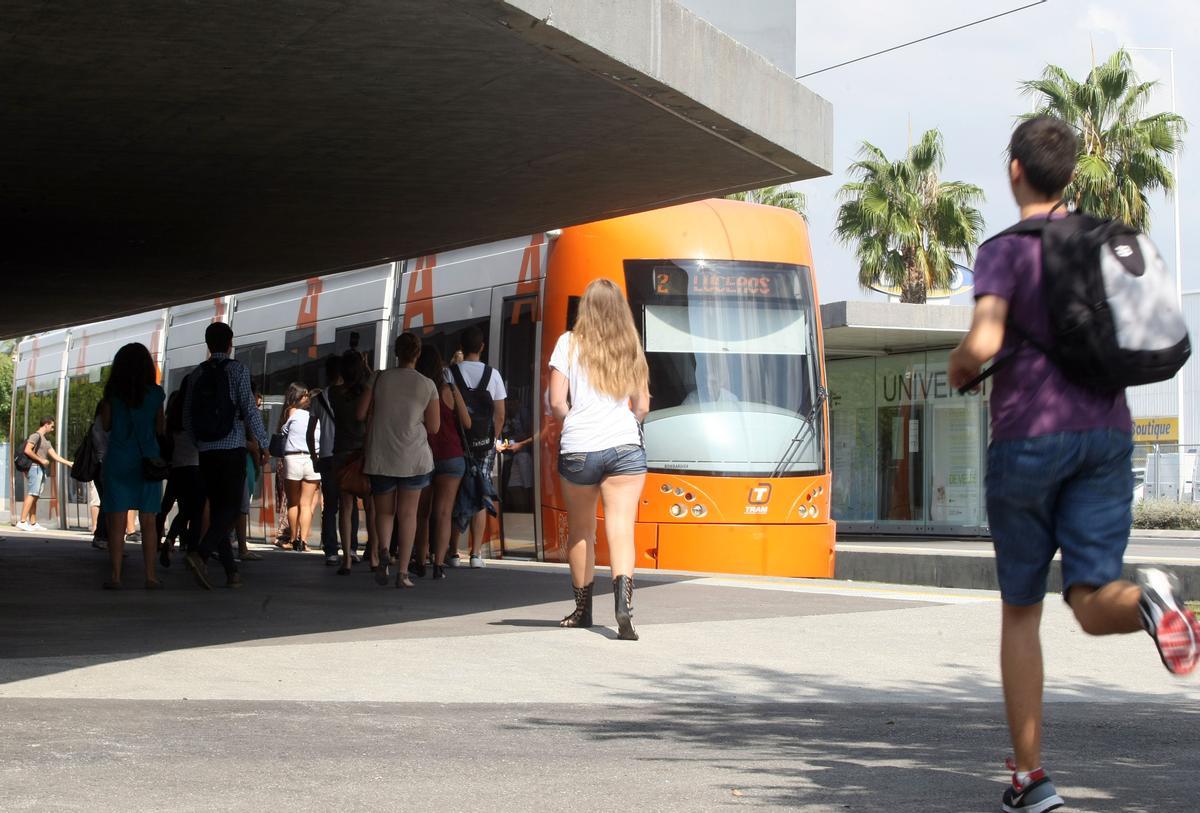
403,255,436,332
748,484,772,505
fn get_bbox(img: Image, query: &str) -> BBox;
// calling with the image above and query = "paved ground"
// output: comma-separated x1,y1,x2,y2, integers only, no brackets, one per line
1,532,1198,812
839,535,1200,564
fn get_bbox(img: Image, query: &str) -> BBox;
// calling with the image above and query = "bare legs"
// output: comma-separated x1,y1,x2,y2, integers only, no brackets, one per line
284,479,319,547
560,472,644,587
105,510,160,587
431,475,461,566
372,488,421,586
561,480,599,588
1001,581,1145,771
416,474,463,569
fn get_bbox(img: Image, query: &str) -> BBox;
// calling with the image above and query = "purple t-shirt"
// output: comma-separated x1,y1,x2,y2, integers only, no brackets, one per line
973,214,1131,441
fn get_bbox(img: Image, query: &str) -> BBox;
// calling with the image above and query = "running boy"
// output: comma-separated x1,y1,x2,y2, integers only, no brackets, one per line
949,116,1200,813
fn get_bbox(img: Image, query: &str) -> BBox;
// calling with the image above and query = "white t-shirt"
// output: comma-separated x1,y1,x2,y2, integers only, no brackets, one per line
549,332,641,453
445,360,507,402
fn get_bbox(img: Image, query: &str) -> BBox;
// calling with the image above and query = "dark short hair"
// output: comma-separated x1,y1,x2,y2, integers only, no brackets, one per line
39,416,54,427
1009,116,1078,198
205,321,234,354
461,325,485,355
395,332,421,364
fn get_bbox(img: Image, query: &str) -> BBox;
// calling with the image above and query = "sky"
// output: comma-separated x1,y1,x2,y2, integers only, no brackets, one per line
783,0,1200,305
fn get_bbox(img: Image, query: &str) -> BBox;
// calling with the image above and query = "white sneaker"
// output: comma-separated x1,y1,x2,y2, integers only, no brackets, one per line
30,523,48,532
445,556,462,568
15,521,32,532
469,555,485,569
1138,567,1200,675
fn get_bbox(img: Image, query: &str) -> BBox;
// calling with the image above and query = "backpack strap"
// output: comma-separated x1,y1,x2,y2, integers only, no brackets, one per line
305,410,318,458
450,364,470,393
477,365,493,393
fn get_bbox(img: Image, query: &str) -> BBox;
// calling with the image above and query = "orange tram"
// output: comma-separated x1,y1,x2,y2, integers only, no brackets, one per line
9,199,833,577
539,200,833,577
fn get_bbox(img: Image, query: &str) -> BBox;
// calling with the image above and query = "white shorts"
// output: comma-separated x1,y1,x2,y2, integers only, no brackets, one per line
88,482,101,508
284,455,321,482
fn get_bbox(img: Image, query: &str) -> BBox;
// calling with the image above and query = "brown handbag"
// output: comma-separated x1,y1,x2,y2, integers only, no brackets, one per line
337,450,370,497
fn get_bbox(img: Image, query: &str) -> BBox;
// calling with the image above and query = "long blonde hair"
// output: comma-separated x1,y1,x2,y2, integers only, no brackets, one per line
571,279,649,400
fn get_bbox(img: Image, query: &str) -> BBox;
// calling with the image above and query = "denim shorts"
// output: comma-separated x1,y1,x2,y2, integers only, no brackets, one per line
558,444,647,486
986,429,1133,605
26,466,46,498
433,456,467,478
369,472,433,494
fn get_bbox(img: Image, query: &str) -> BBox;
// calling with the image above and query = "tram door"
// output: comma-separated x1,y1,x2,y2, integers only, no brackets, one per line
489,284,540,559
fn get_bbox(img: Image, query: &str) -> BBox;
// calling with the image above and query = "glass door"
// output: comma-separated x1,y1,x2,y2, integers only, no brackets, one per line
876,403,926,525
490,285,540,558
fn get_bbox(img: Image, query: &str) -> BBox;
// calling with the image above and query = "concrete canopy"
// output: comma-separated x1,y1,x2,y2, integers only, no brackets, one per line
821,301,971,360
1,0,832,338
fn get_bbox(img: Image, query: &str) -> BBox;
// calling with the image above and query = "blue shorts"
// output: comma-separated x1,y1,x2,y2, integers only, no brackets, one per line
433,456,466,478
558,444,647,487
986,429,1133,605
26,466,46,498
369,472,432,495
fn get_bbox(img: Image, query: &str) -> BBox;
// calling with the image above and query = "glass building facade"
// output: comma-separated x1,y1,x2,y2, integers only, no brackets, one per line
828,351,991,535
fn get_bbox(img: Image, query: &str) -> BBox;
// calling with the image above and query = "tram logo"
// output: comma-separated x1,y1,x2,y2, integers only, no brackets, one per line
745,484,771,514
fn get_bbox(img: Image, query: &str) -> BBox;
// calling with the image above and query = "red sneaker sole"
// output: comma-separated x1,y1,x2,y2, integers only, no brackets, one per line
1157,609,1199,675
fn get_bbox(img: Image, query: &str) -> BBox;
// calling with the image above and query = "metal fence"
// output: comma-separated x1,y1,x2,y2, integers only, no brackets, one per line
1133,442,1200,503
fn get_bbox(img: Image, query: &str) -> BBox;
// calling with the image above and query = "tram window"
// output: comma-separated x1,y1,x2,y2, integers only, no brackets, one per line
236,342,268,396
623,259,824,476
413,317,492,367
565,296,580,331
265,322,378,396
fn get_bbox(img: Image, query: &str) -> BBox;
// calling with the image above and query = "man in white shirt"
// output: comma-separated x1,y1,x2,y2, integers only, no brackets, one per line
446,325,506,567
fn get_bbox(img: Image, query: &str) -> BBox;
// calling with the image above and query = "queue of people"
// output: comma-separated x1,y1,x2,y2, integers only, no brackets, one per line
25,285,652,641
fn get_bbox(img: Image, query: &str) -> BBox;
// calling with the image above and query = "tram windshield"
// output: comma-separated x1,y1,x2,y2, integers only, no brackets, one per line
624,260,824,477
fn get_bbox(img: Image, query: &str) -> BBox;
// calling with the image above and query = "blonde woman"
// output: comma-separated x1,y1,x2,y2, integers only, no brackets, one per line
548,278,650,640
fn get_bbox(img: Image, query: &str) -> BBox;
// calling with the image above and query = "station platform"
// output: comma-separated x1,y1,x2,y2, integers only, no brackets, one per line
1,530,1197,811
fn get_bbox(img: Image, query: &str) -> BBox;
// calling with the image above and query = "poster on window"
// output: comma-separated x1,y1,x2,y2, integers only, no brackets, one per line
930,403,981,525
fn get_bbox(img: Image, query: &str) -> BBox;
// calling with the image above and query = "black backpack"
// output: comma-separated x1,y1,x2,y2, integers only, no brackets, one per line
191,359,237,442
967,211,1190,393
450,364,496,462
14,435,36,473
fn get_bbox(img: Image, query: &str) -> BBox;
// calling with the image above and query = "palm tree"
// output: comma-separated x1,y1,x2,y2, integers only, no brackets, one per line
834,129,984,304
726,185,807,219
1021,49,1186,230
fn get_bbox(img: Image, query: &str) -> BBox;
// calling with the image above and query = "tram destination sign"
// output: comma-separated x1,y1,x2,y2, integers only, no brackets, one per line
629,260,803,302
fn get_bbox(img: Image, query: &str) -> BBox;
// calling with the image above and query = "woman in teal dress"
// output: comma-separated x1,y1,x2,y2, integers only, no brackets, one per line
100,342,167,590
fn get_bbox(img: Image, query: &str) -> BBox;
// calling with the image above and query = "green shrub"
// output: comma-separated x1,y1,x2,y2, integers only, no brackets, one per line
1133,499,1200,531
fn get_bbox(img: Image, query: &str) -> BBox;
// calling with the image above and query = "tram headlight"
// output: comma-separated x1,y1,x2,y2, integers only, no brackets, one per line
691,504,707,518
660,484,672,493
809,506,819,518
799,504,811,518
669,503,686,518
673,487,684,496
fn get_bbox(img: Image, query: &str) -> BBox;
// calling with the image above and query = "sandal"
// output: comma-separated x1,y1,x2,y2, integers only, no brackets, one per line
374,563,390,586
395,572,415,589
274,539,291,549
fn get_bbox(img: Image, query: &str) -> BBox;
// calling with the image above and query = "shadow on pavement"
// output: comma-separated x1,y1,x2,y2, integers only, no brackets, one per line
507,663,1200,812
